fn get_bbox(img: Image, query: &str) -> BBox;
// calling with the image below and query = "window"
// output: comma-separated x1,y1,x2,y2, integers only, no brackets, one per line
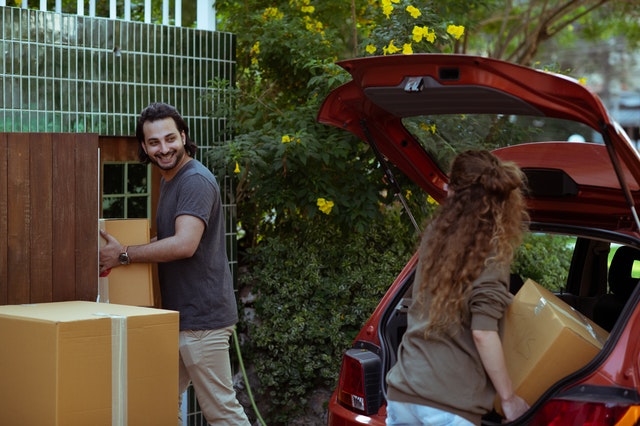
102,162,151,219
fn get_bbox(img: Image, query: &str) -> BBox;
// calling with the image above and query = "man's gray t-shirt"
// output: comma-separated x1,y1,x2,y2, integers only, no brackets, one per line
156,159,238,331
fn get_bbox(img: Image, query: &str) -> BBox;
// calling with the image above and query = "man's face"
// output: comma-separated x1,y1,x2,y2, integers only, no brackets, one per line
141,117,187,172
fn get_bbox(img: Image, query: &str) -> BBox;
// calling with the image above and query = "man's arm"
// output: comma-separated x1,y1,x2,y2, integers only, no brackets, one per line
99,215,204,274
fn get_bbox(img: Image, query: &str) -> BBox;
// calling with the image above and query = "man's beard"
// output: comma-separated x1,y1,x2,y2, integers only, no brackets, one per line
149,145,186,171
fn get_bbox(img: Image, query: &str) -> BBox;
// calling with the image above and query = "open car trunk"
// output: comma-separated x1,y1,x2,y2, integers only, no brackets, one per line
378,225,640,423
320,54,640,425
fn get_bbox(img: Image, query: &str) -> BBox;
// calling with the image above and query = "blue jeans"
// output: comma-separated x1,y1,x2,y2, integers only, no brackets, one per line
386,400,475,426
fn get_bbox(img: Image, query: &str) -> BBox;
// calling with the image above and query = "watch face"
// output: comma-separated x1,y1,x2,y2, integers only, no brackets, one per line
118,252,129,265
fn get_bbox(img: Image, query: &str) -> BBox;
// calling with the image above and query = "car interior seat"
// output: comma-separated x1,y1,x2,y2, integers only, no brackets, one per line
593,246,640,332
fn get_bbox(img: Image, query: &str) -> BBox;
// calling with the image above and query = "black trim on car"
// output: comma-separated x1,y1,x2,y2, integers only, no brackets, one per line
352,340,381,356
377,270,416,401
528,222,640,249
555,384,640,403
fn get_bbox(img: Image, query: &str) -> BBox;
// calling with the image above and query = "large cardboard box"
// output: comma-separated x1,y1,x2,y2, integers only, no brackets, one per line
0,301,179,426
99,218,154,306
498,279,609,413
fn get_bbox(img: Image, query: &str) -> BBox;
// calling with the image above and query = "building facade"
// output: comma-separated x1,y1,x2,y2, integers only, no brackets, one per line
1,3,237,424
1,3,237,280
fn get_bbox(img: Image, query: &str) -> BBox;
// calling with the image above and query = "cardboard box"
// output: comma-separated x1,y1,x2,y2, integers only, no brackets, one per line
498,279,609,413
0,301,179,426
99,218,154,306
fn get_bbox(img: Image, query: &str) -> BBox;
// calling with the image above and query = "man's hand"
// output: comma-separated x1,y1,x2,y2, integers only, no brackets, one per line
99,229,124,276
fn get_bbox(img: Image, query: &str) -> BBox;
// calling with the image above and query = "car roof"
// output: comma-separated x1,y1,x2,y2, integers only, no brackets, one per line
317,54,640,234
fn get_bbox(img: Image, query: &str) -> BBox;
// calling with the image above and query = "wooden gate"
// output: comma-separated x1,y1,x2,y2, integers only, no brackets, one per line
0,133,99,305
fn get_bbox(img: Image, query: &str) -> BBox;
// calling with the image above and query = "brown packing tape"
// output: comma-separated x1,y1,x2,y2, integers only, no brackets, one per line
532,296,606,345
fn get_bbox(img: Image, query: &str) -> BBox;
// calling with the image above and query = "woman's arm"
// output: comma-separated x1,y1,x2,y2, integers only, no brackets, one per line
472,329,529,421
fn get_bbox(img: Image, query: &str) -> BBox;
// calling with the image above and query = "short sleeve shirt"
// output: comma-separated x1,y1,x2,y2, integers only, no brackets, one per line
156,160,238,331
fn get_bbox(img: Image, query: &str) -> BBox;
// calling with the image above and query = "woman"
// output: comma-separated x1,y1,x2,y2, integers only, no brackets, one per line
386,150,530,425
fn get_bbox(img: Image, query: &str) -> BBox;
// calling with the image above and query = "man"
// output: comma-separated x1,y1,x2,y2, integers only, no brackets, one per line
99,102,251,426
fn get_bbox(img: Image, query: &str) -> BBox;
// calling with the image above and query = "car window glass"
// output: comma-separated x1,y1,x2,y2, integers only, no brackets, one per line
512,232,576,293
402,114,602,172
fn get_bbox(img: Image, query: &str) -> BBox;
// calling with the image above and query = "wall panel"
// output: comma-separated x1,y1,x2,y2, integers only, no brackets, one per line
0,134,8,304
1,132,99,304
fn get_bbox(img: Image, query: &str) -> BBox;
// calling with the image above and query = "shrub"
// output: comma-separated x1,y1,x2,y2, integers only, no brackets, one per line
240,208,416,424
512,233,575,291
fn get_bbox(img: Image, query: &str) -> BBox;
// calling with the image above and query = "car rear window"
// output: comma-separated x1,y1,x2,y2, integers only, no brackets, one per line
402,114,602,172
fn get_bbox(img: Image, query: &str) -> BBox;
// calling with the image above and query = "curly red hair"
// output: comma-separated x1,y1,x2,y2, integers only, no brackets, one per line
418,150,529,337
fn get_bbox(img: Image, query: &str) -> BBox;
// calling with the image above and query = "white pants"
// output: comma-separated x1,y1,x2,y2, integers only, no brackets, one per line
177,326,250,426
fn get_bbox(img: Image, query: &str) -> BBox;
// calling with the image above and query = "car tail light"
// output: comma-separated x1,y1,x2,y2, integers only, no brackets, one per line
528,399,640,426
336,348,381,415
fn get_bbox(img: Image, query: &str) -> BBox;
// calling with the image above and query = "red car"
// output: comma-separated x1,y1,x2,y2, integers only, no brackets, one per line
317,54,640,425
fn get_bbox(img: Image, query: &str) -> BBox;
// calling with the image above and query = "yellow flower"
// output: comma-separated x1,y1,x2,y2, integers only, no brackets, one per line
301,5,315,13
382,4,393,18
250,41,260,55
234,161,240,174
412,25,424,42
446,24,465,40
405,189,412,199
420,122,437,134
402,43,413,55
425,28,436,43
262,7,283,20
578,77,587,85
426,195,439,205
317,198,335,215
413,26,436,43
385,40,400,55
366,44,377,54
305,19,314,31
406,5,421,18
282,135,291,143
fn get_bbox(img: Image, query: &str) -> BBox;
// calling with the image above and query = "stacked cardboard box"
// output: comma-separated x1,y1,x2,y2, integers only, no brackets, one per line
99,218,154,307
0,301,179,425
497,279,609,414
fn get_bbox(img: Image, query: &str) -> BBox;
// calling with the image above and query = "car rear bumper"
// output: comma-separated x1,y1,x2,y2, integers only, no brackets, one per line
327,391,386,426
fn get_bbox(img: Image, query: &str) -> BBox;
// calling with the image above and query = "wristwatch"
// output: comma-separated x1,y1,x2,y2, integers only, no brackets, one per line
118,246,130,265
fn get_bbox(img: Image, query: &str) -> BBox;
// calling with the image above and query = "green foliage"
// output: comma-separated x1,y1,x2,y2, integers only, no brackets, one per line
359,0,465,56
209,1,465,245
209,1,636,423
403,114,543,171
240,210,417,424
512,233,575,291
570,2,640,49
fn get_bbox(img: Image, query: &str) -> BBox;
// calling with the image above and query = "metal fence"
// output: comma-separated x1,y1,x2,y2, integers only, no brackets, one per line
0,0,216,30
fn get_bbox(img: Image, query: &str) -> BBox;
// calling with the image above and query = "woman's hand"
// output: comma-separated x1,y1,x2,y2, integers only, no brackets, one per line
501,393,529,422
